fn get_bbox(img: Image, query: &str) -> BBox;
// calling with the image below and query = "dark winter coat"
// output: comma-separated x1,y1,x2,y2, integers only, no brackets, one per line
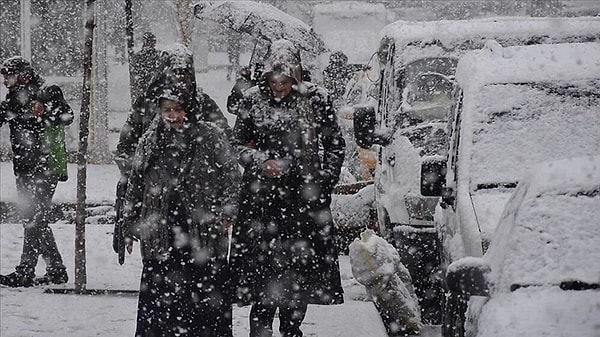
115,46,229,174
323,51,352,104
231,79,346,305
130,46,163,103
0,82,74,177
122,116,241,262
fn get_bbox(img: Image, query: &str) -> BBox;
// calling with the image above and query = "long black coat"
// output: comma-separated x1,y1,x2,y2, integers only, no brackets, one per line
0,83,73,177
122,117,241,262
231,81,346,305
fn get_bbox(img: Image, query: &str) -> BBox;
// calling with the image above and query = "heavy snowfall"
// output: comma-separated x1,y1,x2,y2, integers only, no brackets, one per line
1,1,599,337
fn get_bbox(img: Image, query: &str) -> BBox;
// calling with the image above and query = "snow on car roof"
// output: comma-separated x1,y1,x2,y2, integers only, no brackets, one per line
314,1,387,16
455,42,600,91
380,16,600,48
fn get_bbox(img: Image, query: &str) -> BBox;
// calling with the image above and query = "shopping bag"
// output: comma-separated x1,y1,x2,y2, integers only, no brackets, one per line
45,125,68,181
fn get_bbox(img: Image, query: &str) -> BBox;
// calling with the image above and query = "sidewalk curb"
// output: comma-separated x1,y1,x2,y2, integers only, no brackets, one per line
0,201,115,224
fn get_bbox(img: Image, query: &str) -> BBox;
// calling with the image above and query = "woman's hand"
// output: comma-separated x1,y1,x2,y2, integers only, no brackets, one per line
261,159,283,178
125,235,139,254
30,100,44,117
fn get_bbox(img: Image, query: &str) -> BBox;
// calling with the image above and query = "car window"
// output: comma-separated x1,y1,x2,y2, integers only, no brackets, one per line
378,43,396,127
400,123,447,157
469,79,600,190
398,58,457,127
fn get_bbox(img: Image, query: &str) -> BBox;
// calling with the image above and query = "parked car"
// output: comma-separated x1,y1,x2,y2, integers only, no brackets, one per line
355,16,600,323
420,41,600,336
444,155,600,337
367,16,600,238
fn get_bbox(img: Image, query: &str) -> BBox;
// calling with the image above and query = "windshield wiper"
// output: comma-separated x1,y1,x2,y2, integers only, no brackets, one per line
476,182,518,190
511,281,599,292
560,281,599,291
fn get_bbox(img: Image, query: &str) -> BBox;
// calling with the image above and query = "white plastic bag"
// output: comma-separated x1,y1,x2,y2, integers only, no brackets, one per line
349,229,423,336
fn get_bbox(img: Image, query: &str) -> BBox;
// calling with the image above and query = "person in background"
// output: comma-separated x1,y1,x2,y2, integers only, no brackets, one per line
322,51,352,106
113,44,230,265
230,39,346,337
122,85,240,337
130,31,163,104
0,56,73,287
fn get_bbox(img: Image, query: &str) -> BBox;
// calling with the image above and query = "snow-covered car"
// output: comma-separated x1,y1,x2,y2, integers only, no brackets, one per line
444,155,600,337
355,16,600,324
420,42,600,336
363,16,600,238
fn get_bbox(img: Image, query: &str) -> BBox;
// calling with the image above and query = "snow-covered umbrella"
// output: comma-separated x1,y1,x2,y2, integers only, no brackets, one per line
194,0,327,60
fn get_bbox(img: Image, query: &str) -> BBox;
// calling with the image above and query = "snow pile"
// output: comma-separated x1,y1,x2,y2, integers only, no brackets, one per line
331,184,374,229
349,229,423,335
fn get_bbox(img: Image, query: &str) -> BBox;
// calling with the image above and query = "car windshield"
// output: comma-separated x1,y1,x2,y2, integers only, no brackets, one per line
399,57,457,126
469,79,600,190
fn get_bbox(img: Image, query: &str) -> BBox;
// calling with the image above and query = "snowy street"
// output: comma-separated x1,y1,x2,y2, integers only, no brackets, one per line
0,162,440,337
0,222,384,337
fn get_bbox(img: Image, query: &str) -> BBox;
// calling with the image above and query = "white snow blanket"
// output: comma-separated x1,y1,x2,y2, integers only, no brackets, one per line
349,229,423,335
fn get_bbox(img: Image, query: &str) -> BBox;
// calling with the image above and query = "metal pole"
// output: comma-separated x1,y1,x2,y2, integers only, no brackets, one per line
75,0,96,293
125,0,135,104
20,0,31,60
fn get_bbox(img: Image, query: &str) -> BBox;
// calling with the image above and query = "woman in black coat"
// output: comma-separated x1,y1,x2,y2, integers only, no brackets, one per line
231,39,346,337
122,86,240,337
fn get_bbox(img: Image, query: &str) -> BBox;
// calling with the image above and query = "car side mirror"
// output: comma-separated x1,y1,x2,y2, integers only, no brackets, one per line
446,257,490,296
353,105,376,149
421,157,447,196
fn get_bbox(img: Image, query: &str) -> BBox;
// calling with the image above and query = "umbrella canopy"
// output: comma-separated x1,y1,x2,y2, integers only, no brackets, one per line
194,1,327,59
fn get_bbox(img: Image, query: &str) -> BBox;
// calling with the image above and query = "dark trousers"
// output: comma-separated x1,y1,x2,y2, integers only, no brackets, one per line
15,174,65,277
135,255,233,337
249,300,308,337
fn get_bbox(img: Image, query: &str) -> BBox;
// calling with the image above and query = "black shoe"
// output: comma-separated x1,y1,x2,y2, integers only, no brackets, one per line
0,272,34,287
34,270,69,285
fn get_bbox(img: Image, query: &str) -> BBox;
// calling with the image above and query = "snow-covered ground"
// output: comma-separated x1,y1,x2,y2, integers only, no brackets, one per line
0,161,440,336
0,217,391,337
0,160,394,336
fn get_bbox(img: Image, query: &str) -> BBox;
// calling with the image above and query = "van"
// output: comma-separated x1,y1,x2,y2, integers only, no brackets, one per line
354,16,600,324
421,42,600,336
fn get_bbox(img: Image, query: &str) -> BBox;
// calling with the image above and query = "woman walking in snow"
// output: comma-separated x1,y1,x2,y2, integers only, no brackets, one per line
122,85,240,337
230,39,346,337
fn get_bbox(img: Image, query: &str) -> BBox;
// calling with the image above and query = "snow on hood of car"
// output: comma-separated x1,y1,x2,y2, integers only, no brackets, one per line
485,156,600,289
473,287,600,337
